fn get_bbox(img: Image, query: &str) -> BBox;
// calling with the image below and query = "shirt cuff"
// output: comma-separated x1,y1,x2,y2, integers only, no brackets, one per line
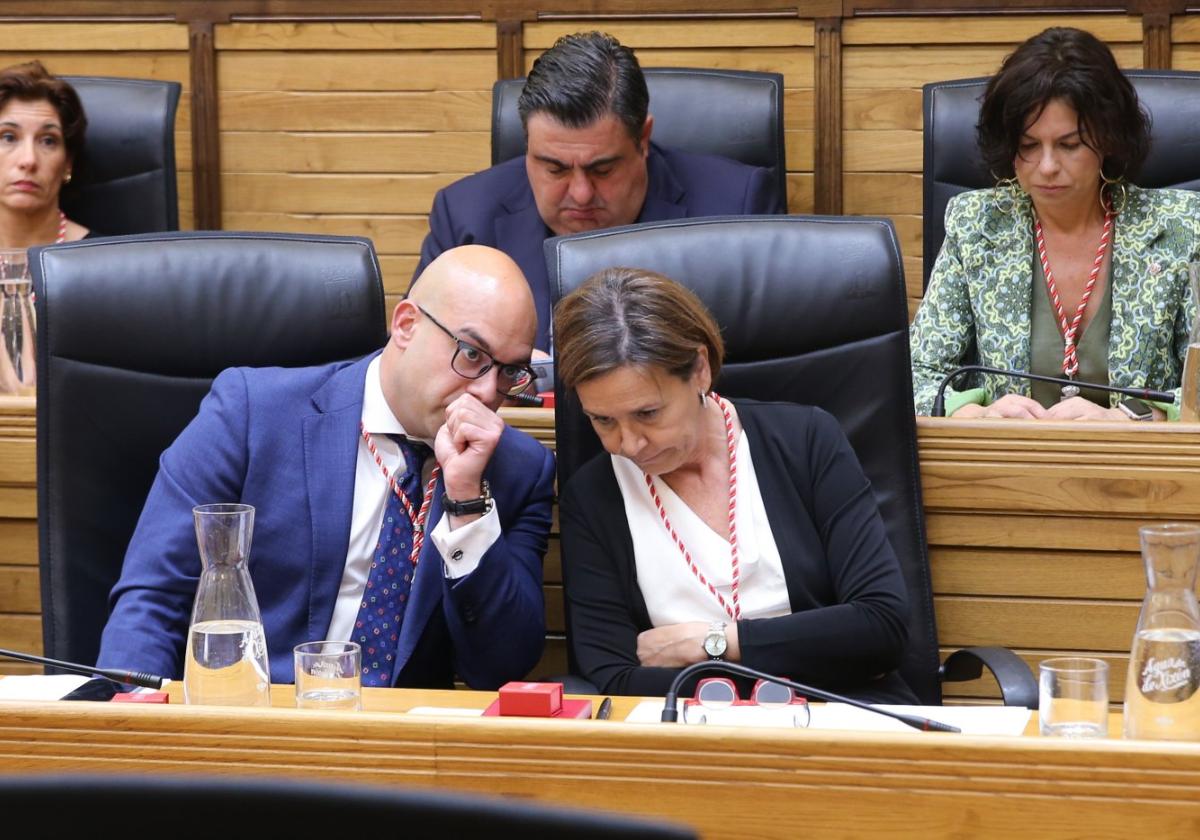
430,503,501,579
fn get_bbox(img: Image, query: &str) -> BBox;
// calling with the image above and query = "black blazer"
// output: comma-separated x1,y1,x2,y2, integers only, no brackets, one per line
559,399,916,702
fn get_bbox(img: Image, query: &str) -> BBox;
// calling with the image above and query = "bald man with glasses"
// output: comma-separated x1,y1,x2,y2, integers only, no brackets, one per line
98,245,554,691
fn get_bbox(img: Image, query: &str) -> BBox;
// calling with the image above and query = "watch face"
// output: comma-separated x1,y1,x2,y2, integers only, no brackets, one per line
704,631,727,658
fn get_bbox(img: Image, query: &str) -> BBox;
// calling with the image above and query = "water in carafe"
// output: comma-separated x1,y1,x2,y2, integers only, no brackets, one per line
183,503,271,706
1123,524,1200,740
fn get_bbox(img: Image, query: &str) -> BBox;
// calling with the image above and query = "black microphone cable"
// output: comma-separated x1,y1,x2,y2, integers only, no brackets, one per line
661,660,960,733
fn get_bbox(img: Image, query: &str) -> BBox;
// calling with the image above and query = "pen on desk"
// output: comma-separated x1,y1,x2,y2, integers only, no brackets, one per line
596,697,613,720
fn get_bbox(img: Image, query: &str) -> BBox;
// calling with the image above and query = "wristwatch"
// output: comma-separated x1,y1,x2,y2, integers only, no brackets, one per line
441,479,493,516
1118,398,1154,421
702,621,728,660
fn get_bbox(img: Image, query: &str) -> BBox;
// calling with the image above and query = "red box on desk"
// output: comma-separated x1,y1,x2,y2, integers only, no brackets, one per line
481,682,594,719
498,681,562,716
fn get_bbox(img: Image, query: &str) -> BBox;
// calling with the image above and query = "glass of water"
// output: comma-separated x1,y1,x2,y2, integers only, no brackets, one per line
294,641,362,711
1039,657,1109,738
0,249,34,396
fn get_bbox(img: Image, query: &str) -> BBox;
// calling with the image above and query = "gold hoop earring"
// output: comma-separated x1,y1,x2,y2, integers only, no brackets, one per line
1100,174,1127,215
993,176,1024,215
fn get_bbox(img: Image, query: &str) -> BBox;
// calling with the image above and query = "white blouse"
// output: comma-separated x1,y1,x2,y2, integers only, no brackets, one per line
611,428,792,627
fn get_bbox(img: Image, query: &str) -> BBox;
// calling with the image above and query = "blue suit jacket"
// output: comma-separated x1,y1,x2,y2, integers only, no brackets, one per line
414,143,784,350
96,353,555,689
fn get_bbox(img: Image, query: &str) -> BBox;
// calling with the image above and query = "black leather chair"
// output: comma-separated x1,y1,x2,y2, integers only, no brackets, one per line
0,775,696,839
922,70,1200,289
546,215,1037,707
32,232,387,669
60,75,182,235
492,68,787,211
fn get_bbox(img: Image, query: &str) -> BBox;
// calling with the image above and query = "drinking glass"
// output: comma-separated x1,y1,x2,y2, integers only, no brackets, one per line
0,249,34,396
294,641,362,711
1039,657,1109,738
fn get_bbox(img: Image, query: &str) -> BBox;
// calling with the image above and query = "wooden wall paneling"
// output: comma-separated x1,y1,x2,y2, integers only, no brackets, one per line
0,395,37,674
1171,14,1200,69
215,21,498,311
814,17,842,214
497,18,525,80
524,19,817,213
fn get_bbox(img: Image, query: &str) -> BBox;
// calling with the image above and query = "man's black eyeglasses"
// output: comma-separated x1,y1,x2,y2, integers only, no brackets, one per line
416,305,536,397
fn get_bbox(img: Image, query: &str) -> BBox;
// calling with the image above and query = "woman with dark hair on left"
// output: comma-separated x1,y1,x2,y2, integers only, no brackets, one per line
0,60,91,249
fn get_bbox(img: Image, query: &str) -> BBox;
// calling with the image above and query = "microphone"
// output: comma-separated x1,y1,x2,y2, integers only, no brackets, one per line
661,660,960,733
0,647,169,690
508,391,545,407
930,365,1175,417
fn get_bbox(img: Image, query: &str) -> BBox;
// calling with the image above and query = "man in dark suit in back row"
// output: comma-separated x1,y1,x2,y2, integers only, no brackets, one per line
412,31,784,352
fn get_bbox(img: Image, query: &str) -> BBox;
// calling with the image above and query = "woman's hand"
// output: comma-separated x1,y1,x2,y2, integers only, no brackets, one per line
951,393,1048,419
1044,396,1126,420
637,621,741,667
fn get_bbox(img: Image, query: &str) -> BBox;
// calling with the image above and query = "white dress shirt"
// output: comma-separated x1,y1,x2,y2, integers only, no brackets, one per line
325,355,502,642
611,428,791,627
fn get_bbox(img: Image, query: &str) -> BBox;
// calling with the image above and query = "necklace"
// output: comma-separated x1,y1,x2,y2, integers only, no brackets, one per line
1035,205,1114,396
359,423,441,567
644,392,742,621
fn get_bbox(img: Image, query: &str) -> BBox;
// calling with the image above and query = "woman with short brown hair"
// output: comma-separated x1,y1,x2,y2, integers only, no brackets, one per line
555,266,914,700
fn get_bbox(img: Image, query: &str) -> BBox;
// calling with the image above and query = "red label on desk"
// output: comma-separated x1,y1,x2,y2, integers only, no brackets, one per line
483,697,592,719
112,692,170,704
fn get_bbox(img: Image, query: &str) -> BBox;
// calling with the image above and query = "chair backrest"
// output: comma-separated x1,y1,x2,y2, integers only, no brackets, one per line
60,75,182,235
492,68,787,210
0,775,696,839
546,215,942,705
922,70,1200,288
32,231,387,668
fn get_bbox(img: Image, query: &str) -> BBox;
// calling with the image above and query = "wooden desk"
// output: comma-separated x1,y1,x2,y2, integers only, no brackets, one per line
2,687,1199,839
4,404,1200,704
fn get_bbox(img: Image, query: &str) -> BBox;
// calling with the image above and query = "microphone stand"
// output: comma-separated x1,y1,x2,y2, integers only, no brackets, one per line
661,660,960,733
930,365,1175,417
0,647,169,689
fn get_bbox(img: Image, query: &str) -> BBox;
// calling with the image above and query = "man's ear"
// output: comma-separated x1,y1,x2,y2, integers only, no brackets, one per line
638,114,654,158
390,299,420,348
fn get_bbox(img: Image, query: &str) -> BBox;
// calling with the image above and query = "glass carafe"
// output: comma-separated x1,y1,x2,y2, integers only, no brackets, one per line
1123,523,1200,740
1181,263,1200,421
183,503,271,706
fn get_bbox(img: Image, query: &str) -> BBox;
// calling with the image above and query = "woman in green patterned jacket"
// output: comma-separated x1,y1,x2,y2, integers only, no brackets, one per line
910,27,1200,419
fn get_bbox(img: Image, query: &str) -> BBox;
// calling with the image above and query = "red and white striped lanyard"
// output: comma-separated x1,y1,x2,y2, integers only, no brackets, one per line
644,393,742,621
55,210,66,244
1035,206,1114,380
360,422,441,568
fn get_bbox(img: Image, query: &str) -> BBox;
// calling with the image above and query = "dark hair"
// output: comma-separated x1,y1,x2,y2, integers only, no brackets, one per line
517,31,649,141
0,60,87,169
977,27,1148,182
554,267,724,390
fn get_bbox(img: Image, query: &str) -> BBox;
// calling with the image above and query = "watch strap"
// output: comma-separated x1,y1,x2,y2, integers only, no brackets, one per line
442,479,492,516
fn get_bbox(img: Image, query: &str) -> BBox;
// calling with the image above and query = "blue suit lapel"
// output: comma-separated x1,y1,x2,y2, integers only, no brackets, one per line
639,144,688,223
302,353,376,643
495,204,554,349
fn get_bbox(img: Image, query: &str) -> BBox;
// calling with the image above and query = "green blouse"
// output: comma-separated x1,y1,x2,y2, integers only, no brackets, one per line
1029,249,1113,409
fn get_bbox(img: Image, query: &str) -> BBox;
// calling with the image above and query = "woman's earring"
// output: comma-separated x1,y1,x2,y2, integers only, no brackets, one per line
698,391,707,406
63,172,72,184
1100,173,1127,215
993,176,1024,215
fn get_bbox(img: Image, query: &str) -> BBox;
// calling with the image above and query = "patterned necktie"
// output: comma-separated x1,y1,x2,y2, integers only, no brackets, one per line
355,435,430,687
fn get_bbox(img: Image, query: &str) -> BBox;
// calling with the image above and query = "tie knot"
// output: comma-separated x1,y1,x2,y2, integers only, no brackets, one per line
387,434,431,475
